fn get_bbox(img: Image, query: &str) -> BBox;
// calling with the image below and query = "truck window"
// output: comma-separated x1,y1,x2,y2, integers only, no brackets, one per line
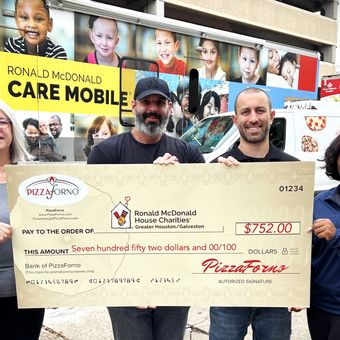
269,118,286,150
181,115,234,153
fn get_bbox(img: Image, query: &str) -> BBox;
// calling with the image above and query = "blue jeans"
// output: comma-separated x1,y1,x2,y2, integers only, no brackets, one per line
108,306,190,340
209,307,291,340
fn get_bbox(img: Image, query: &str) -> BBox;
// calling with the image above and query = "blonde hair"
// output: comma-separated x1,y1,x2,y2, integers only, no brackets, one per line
0,100,32,163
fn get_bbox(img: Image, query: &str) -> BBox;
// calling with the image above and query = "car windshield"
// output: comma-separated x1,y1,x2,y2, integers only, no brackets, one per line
181,115,234,153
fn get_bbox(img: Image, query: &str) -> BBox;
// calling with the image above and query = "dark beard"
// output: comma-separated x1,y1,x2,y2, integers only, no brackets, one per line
240,125,269,144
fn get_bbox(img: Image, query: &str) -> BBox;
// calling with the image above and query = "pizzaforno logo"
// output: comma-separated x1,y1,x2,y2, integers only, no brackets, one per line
18,174,88,206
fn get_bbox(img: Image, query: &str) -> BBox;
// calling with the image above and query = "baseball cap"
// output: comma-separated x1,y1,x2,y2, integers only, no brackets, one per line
134,76,171,101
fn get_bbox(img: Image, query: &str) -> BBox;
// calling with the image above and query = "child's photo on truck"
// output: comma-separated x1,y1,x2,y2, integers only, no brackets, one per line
4,0,67,59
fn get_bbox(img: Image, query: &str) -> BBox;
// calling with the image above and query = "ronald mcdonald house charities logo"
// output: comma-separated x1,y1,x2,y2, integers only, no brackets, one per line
18,174,88,206
111,201,131,229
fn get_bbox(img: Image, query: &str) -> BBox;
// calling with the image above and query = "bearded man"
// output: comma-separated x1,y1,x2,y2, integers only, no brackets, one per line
87,76,204,340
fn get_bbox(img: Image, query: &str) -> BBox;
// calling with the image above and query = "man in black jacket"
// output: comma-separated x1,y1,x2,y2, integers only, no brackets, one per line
209,87,298,340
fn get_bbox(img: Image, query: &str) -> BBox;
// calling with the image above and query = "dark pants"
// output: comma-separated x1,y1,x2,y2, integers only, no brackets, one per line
209,307,291,340
108,306,190,340
0,296,44,340
307,307,340,340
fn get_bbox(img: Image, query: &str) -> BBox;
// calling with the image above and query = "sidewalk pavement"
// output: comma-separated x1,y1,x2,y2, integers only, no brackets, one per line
39,307,312,340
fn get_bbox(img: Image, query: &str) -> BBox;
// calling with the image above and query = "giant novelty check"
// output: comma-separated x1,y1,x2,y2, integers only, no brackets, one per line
6,162,314,308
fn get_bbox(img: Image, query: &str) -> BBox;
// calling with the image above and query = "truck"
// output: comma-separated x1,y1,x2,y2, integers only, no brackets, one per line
0,0,320,162
180,108,339,193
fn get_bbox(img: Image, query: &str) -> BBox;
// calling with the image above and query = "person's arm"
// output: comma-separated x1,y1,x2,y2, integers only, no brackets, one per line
39,146,65,161
312,218,340,248
0,222,12,244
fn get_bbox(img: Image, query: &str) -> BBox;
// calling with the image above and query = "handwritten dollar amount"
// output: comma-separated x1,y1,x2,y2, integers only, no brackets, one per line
236,222,300,235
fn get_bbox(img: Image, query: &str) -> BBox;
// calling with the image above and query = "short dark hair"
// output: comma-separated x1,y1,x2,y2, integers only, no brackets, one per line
15,0,50,17
323,134,340,181
234,87,272,114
